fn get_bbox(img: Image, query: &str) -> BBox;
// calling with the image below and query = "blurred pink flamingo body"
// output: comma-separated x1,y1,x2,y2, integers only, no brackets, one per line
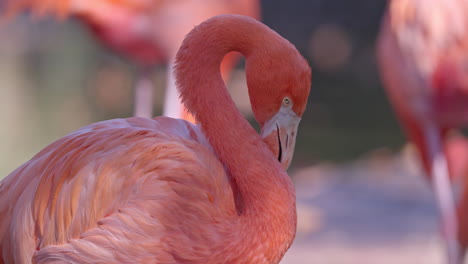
378,0,468,262
0,15,311,263
5,0,260,120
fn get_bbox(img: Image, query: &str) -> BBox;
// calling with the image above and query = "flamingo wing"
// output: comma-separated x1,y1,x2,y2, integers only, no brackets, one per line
0,117,236,263
381,0,468,118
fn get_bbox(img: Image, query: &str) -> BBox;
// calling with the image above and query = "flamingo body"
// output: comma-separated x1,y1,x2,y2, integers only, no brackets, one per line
0,117,233,263
378,0,468,262
379,0,468,132
0,15,311,264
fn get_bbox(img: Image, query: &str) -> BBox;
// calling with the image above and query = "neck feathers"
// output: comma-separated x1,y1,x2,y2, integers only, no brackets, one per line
174,14,296,261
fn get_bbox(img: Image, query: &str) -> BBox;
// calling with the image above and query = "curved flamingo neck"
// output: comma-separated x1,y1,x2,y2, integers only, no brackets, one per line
175,15,296,261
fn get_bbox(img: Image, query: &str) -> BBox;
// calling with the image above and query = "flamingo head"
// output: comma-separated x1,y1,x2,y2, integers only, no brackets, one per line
246,45,311,169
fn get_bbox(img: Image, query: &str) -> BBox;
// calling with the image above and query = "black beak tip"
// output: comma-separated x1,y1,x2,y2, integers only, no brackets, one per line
276,124,282,162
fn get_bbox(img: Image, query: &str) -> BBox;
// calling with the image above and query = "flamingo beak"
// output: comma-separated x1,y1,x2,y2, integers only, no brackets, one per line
261,107,301,169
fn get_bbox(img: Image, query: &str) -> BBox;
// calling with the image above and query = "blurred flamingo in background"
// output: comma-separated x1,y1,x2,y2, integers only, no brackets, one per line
0,15,311,263
377,0,468,262
3,0,260,120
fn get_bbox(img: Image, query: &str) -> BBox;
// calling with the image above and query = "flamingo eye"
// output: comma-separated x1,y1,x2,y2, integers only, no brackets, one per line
282,97,291,106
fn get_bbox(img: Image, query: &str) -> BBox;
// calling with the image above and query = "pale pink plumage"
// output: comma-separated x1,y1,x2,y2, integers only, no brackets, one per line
0,15,311,263
1,117,235,263
377,0,468,262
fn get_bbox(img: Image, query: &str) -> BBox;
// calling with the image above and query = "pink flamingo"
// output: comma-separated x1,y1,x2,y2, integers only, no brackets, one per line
0,15,311,263
377,0,468,262
4,0,260,120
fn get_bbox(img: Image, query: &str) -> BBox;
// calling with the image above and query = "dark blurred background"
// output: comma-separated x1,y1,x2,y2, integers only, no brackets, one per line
261,0,404,166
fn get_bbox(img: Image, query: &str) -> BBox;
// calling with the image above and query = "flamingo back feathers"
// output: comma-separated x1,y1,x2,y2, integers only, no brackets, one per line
0,117,237,263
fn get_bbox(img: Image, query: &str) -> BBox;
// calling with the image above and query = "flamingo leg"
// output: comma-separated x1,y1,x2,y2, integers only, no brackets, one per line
456,178,468,262
162,54,238,122
164,59,196,122
163,59,182,119
424,122,461,264
133,67,153,118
